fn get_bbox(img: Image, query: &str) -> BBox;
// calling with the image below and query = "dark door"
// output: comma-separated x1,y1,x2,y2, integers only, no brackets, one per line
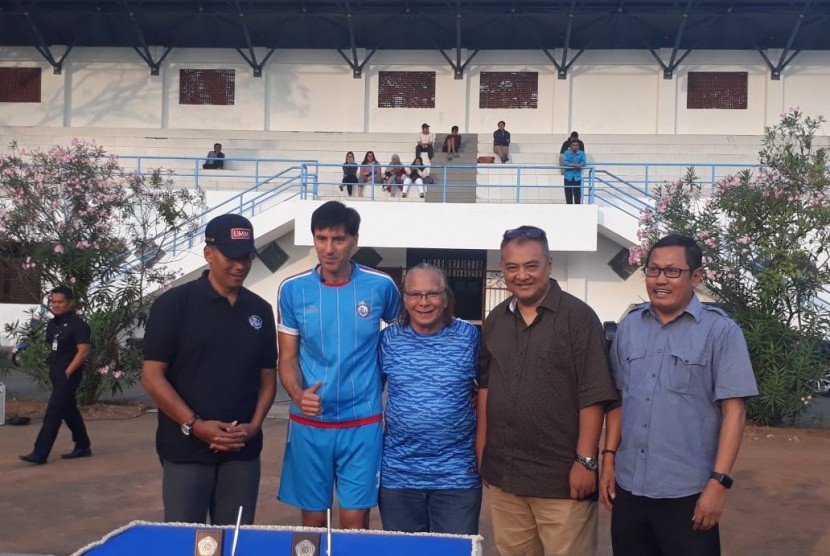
406,249,486,326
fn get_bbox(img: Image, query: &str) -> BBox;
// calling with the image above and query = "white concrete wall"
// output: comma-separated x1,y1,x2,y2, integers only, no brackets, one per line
4,47,830,135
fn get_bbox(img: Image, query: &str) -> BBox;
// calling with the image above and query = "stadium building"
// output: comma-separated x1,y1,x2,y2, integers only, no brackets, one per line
2,0,830,333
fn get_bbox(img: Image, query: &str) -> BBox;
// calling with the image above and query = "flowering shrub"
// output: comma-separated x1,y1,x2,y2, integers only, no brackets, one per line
631,109,830,425
1,139,205,403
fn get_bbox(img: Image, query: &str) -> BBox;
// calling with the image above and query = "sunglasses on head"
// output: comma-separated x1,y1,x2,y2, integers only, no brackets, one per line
503,227,547,240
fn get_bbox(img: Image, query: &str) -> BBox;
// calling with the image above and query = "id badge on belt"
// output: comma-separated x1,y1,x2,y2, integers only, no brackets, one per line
52,337,58,351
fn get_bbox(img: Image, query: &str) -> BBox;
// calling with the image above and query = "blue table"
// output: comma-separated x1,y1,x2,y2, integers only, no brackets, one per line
71,521,483,556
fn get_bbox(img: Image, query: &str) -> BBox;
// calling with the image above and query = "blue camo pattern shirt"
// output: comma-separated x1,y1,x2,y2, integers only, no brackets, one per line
380,318,482,490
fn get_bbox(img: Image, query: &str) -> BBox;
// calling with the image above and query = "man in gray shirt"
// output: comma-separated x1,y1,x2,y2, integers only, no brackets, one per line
600,234,758,556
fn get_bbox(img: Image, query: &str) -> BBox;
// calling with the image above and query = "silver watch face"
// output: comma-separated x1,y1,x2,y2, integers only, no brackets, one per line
181,423,192,436
577,455,598,471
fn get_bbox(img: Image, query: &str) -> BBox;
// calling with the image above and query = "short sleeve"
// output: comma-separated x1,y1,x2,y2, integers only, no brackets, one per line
259,303,278,369
470,325,482,380
382,280,402,324
142,292,181,362
379,327,391,378
712,321,758,400
608,332,625,391
74,319,91,345
478,330,492,388
277,281,299,335
573,306,619,409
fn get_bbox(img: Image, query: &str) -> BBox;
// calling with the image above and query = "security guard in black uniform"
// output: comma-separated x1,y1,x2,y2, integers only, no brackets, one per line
20,286,92,464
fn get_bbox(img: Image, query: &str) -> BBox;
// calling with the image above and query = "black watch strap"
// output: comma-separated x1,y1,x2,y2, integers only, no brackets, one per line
709,471,733,489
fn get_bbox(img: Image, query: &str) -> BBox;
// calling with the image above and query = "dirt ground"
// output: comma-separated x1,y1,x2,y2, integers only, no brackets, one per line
1,400,829,556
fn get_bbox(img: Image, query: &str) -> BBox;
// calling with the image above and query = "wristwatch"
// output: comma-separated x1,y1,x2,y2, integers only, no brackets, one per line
181,414,200,436
575,454,599,472
709,471,733,489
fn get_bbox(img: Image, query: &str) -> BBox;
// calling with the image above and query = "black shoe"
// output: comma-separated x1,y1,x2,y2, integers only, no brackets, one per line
61,447,92,459
19,453,47,465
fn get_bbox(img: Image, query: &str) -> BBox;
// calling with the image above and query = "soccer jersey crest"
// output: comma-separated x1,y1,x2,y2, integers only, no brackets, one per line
356,301,371,318
249,315,263,329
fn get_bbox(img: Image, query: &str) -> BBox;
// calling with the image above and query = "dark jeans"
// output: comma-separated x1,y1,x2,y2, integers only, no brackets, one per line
32,366,90,458
415,144,434,161
611,484,721,556
379,486,482,535
162,458,261,525
564,177,582,204
342,174,358,196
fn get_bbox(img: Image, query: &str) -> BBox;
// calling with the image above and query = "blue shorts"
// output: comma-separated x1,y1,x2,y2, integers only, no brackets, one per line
278,417,382,512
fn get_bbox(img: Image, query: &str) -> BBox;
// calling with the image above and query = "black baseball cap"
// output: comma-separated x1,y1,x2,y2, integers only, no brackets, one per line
204,214,258,259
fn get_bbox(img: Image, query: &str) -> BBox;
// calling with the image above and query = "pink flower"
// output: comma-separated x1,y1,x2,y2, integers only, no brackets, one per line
737,235,750,245
113,371,124,379
54,244,64,254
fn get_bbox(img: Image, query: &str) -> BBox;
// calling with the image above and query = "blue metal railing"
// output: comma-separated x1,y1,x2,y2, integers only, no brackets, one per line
117,156,312,265
116,155,318,192
120,155,775,262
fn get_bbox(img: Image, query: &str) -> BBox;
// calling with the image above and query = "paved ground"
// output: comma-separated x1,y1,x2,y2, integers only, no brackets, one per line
2,410,830,556
2,368,830,555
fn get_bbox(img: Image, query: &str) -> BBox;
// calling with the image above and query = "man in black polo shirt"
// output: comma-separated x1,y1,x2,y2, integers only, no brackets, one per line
20,286,92,465
141,213,277,525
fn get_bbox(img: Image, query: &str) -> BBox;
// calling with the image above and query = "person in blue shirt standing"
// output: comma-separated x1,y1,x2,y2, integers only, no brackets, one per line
378,263,482,535
600,234,758,556
561,138,587,204
277,200,401,529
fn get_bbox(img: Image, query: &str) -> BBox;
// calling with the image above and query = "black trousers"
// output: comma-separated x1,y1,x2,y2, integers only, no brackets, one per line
611,484,720,556
342,174,358,196
564,178,582,204
162,458,261,525
32,366,91,458
415,144,434,161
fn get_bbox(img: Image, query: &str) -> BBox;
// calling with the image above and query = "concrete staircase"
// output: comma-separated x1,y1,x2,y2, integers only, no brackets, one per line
425,135,478,203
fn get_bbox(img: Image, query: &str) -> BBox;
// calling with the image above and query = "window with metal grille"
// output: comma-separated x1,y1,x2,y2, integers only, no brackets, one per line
0,257,39,304
179,69,235,105
687,72,747,109
479,72,538,109
378,71,436,108
0,68,42,103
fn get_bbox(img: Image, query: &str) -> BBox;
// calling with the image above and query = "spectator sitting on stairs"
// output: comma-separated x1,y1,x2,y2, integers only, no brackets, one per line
202,143,225,169
442,126,462,160
383,154,406,196
402,157,433,199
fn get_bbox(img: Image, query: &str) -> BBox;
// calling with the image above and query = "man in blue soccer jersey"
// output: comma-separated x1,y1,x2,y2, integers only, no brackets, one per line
277,201,401,529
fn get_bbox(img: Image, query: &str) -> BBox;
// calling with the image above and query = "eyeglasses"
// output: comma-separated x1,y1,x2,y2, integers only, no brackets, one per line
643,266,694,279
503,227,547,240
403,290,445,301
